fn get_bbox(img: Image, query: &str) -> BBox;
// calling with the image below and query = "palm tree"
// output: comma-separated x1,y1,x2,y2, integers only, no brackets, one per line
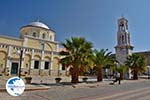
125,54,146,80
80,51,94,75
93,49,113,82
112,64,128,80
60,37,93,83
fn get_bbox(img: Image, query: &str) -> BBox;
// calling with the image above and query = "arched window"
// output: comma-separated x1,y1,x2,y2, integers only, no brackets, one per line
26,64,28,68
1,64,3,67
119,36,122,45
33,32,36,37
44,62,49,70
34,61,39,69
41,43,44,50
122,35,125,44
42,33,45,39
50,35,52,40
120,24,125,32
62,64,66,70
24,33,28,35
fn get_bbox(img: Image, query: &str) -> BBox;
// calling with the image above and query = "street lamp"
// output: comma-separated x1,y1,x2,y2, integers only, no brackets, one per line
147,65,150,79
16,49,23,78
17,49,29,77
19,50,23,78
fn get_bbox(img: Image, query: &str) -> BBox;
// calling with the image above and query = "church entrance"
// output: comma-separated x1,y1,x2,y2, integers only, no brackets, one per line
11,62,18,75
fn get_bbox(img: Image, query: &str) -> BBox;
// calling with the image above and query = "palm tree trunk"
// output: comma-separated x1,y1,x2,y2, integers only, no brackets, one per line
71,67,79,83
133,70,138,80
120,72,123,80
97,66,103,82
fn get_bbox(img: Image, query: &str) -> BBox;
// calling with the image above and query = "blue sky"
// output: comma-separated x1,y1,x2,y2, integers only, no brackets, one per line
0,0,149,53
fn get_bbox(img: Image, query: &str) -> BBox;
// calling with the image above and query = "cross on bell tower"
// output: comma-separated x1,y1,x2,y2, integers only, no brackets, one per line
115,17,134,65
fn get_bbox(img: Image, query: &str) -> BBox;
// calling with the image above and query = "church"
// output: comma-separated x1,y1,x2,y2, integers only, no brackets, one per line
0,21,65,76
114,17,150,78
0,18,149,78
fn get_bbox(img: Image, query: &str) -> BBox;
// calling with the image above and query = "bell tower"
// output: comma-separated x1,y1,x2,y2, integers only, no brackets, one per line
115,17,134,65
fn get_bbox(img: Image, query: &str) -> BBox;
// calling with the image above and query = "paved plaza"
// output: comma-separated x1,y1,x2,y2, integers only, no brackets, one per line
0,76,150,100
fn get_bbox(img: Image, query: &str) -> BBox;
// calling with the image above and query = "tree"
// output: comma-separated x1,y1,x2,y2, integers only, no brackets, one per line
93,49,113,82
60,37,93,83
111,64,128,80
125,54,146,80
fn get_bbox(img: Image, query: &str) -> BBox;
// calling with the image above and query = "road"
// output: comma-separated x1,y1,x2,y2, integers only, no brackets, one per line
1,79,150,100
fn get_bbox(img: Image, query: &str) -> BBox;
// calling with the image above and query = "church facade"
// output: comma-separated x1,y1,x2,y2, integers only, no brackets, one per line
0,21,64,76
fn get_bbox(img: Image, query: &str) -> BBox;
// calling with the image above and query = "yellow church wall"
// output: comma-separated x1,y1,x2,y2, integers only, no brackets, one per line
53,54,59,58
0,37,22,46
45,42,57,51
0,51,7,70
10,48,20,59
44,54,51,59
11,53,20,59
52,57,59,70
51,43,57,51
0,48,7,52
24,37,57,51
20,27,54,41
34,55,41,60
34,52,41,56
49,31,55,41
25,52,32,56
27,38,41,49
39,30,49,39
23,54,31,68
28,28,40,37
45,42,53,51
20,27,40,38
44,56,51,61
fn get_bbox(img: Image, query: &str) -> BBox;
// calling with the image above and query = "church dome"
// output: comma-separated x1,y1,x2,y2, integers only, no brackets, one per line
28,21,49,30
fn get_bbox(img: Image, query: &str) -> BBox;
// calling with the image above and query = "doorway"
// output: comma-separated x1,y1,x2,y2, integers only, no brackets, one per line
11,62,18,75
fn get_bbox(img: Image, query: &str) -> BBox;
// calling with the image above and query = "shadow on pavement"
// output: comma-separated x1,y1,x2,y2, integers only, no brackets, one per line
31,82,74,87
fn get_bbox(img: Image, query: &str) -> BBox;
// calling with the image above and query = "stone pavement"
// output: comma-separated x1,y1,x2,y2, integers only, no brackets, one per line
0,76,107,92
0,75,148,92
0,76,73,91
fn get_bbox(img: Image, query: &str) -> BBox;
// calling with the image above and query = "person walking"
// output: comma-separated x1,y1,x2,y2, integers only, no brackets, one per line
113,72,121,84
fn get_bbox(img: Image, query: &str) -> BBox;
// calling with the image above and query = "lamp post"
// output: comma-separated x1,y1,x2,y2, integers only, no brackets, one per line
18,50,23,78
147,65,150,79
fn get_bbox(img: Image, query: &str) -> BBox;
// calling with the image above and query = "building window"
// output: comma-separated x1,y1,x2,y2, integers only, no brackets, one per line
42,33,45,39
50,35,52,40
34,61,39,69
62,63,65,70
25,33,28,35
44,62,49,70
26,64,28,68
41,43,44,50
122,35,125,44
0,64,3,67
121,24,125,32
33,32,36,37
